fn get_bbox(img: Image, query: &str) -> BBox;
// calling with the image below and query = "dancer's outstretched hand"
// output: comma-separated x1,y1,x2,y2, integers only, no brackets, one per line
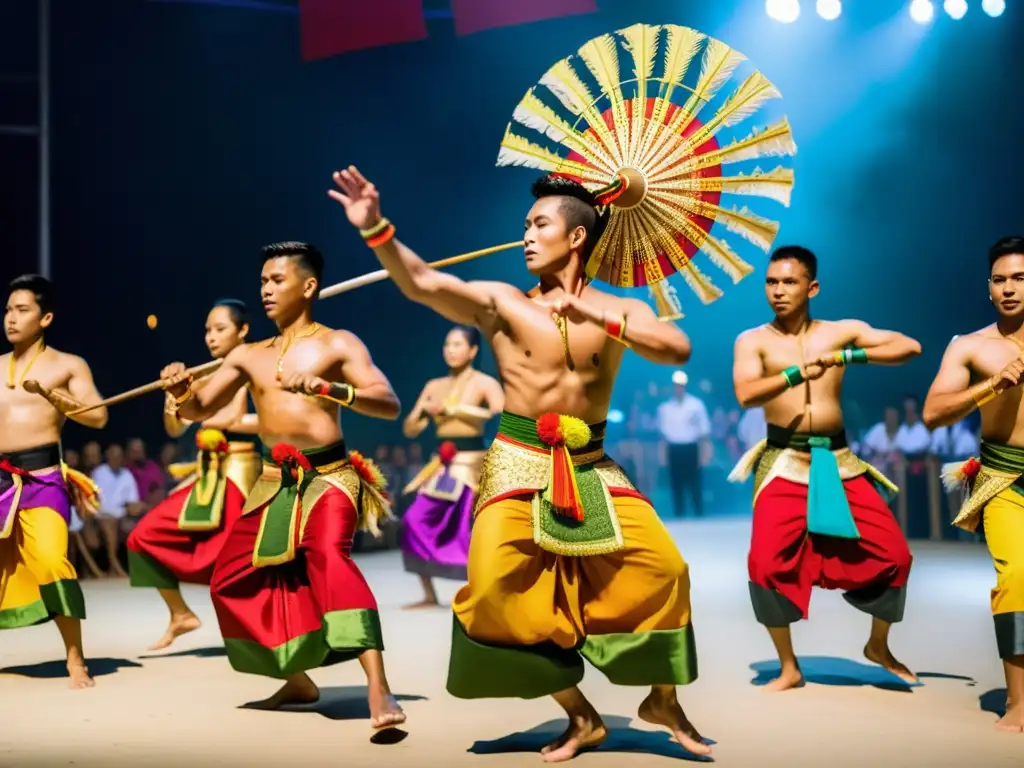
329,166,382,231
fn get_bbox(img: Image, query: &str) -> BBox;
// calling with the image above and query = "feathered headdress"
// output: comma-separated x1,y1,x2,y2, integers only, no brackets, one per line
498,23,798,320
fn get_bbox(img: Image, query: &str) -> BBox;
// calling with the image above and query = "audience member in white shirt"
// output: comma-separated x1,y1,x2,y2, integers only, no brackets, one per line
90,444,145,577
894,396,932,458
656,372,711,516
737,407,767,452
862,407,901,473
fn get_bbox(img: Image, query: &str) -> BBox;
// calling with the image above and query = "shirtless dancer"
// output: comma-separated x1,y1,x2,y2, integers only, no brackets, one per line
1,274,107,688
923,236,1024,732
400,324,503,608
160,242,406,730
331,167,708,761
731,246,920,691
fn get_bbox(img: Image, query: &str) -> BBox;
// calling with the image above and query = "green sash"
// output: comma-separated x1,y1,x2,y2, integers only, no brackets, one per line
178,452,228,531
497,411,623,556
983,441,1024,496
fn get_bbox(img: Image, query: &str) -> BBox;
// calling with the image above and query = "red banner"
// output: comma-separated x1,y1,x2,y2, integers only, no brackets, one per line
451,0,597,36
299,0,428,61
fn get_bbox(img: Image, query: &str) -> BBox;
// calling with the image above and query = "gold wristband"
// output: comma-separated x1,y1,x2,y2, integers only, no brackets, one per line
359,218,391,240
972,380,998,408
832,350,846,367
172,387,193,407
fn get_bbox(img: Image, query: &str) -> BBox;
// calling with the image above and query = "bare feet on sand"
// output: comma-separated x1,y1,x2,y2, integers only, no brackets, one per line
67,663,95,690
148,613,202,651
864,642,918,684
368,687,406,730
638,691,712,757
248,673,320,710
540,715,608,763
762,665,805,692
996,704,1024,733
401,599,440,611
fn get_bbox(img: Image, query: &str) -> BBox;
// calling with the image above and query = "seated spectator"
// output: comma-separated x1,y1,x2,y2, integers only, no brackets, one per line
127,437,166,508
91,444,146,577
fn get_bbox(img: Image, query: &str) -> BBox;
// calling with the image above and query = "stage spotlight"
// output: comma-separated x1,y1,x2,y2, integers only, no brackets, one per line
982,0,1005,16
816,0,842,20
910,0,936,23
944,0,968,19
766,0,801,23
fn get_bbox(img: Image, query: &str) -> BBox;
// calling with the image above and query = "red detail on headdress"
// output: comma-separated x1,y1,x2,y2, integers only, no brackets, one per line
438,441,458,465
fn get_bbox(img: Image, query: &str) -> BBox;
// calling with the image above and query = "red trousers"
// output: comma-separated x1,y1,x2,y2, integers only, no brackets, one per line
127,480,245,588
210,485,382,679
748,475,912,626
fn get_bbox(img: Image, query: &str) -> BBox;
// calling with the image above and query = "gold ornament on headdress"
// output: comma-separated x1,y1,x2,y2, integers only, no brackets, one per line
497,23,798,319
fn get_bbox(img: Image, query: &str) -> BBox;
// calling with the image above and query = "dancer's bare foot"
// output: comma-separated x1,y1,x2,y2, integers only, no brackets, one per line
762,665,805,692
540,715,608,763
148,613,202,651
401,599,440,611
368,686,406,730
864,642,918,684
248,673,320,710
638,689,712,757
996,703,1024,733
67,663,95,689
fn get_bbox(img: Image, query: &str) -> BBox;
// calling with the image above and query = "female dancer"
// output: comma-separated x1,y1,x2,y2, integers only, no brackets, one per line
126,299,261,650
400,325,503,608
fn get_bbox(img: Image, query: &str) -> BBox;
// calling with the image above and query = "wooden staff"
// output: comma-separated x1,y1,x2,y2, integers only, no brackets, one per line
65,240,522,416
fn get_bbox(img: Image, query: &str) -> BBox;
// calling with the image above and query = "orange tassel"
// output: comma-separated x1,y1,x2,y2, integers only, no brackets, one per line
550,445,585,521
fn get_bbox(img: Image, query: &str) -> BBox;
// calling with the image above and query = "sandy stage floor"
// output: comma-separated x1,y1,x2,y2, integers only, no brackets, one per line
0,517,1020,767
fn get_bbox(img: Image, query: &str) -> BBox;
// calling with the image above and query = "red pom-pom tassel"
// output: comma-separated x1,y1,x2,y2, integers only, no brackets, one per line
962,457,981,481
270,442,312,479
438,441,458,465
536,413,564,447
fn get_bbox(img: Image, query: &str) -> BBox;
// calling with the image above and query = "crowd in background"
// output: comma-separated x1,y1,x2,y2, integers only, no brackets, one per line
59,377,981,578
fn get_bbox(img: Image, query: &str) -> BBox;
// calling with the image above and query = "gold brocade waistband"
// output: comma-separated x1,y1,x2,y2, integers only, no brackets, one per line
168,442,262,496
403,450,486,497
728,439,897,504
473,434,634,515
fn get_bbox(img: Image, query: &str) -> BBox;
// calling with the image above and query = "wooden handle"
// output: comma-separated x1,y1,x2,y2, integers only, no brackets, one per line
319,241,521,299
65,359,224,416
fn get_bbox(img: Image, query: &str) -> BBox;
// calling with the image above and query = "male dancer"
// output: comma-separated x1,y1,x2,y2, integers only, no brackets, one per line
159,242,406,730
1,274,107,688
331,167,707,762
922,235,1024,732
730,245,920,691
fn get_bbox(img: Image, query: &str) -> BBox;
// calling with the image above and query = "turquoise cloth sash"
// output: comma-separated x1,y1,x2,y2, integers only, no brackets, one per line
806,436,861,539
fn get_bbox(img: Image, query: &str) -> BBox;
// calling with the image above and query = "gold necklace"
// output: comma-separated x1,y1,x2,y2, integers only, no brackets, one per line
275,322,321,382
552,314,576,371
6,339,46,389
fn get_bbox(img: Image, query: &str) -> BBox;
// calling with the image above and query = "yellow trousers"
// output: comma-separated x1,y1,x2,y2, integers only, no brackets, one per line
447,494,697,699
0,506,84,629
983,488,1024,659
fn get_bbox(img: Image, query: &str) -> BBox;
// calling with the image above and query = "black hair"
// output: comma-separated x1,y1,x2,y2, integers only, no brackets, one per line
262,242,325,298
988,236,1024,270
530,175,610,262
450,324,481,348
213,298,249,329
769,245,818,281
8,274,54,315
903,393,919,406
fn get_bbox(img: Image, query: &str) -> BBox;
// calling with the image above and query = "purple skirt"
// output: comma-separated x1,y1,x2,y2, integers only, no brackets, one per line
400,479,474,582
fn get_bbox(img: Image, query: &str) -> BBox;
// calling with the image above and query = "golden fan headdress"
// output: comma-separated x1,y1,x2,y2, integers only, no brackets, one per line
498,23,797,319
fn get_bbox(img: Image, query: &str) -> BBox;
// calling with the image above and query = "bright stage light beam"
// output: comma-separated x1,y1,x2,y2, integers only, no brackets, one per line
910,0,936,23
944,0,968,19
982,0,1005,17
766,0,801,23
816,0,842,20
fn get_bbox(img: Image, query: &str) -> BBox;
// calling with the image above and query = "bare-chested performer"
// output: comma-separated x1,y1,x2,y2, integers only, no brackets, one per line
127,298,261,651
330,166,708,762
159,242,406,731
1,274,107,688
730,245,920,691
923,236,1024,732
400,324,503,608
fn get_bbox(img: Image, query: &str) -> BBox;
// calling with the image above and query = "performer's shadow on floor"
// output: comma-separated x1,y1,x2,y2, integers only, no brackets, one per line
749,656,954,691
469,715,715,762
241,685,427,720
0,656,141,679
138,646,227,660
979,688,1008,717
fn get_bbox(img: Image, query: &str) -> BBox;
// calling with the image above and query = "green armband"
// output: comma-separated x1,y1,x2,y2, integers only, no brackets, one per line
781,366,804,388
843,347,869,365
